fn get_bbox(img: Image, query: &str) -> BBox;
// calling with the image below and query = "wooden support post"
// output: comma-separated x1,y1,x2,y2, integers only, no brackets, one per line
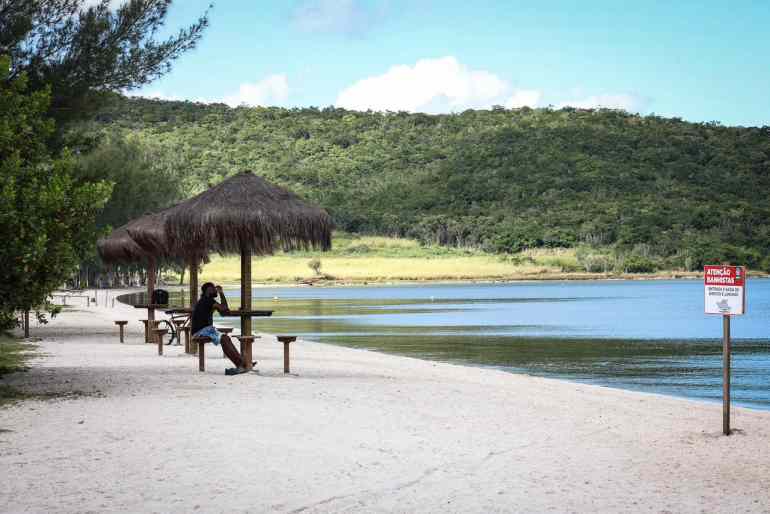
243,341,253,370
189,260,199,308
241,244,253,369
141,320,149,343
115,321,127,343
155,329,167,355
723,314,731,436
277,336,296,374
23,310,30,338
199,342,205,371
235,336,256,370
147,257,157,344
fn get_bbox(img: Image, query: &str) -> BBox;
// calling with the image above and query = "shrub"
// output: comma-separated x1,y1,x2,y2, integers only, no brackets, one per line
307,258,322,275
622,254,657,273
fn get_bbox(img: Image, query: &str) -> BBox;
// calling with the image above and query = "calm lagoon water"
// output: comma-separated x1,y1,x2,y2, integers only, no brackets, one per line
158,280,770,409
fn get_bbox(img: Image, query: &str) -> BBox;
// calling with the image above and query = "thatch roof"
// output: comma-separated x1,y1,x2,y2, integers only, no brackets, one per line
164,171,333,257
98,211,174,265
96,226,151,265
125,210,171,258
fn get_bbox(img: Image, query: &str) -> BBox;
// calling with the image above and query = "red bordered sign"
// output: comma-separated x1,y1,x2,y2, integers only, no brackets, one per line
704,265,746,315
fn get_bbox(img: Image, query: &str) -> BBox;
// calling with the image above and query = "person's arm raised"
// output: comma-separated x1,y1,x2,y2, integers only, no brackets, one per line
213,285,230,314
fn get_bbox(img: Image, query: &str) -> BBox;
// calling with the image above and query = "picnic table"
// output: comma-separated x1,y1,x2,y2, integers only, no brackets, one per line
133,303,169,343
166,308,273,349
193,309,274,371
221,309,274,319
162,308,274,323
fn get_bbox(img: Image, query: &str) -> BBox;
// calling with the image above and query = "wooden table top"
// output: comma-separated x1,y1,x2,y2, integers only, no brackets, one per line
221,310,274,317
133,304,170,309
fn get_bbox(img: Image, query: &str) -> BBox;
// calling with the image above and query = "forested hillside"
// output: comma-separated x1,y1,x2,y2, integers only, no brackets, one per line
73,96,770,271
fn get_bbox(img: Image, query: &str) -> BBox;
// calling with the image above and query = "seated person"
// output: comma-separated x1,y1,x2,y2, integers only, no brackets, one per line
191,282,248,375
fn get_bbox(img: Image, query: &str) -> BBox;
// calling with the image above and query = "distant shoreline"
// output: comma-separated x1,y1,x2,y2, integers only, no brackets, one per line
110,270,769,293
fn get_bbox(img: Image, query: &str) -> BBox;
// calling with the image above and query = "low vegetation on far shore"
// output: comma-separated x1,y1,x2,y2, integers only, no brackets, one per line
172,233,707,285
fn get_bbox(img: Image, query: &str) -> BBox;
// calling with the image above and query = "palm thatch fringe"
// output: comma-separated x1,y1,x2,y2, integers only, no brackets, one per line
124,210,171,257
99,211,203,266
97,226,151,265
164,171,333,258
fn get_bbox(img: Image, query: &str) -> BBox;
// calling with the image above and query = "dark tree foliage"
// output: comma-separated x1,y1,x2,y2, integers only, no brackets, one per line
0,0,210,123
80,97,770,270
0,55,112,329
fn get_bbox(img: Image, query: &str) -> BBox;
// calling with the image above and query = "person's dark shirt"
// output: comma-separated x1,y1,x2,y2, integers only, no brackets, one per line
191,296,216,334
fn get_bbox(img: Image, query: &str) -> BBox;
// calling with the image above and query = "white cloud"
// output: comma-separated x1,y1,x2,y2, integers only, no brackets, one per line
505,89,542,109
125,75,290,107
556,93,648,112
221,75,290,108
336,56,540,113
129,90,182,102
291,0,385,36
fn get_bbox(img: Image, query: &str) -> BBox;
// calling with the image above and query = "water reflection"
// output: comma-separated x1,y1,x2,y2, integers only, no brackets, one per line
121,280,770,409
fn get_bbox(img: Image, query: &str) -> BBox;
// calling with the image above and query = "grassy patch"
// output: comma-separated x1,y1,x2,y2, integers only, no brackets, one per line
186,232,570,284
0,334,40,408
159,233,694,285
198,255,560,284
0,386,103,408
0,334,35,378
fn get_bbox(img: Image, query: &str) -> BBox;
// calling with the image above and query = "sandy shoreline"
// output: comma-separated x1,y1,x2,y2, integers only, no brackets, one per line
1,292,770,513
209,272,769,288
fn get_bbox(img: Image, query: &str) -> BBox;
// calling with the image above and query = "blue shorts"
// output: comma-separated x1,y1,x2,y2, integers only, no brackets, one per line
193,326,222,345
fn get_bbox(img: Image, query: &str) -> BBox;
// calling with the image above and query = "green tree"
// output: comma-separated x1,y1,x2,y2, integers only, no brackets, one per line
76,133,185,230
73,132,186,284
0,0,210,124
70,96,770,269
0,55,111,330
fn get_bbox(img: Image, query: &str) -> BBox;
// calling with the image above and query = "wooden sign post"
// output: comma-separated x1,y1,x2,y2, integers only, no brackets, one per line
722,314,730,436
704,265,746,436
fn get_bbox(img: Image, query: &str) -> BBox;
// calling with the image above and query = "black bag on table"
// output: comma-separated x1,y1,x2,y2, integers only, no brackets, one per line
152,289,169,305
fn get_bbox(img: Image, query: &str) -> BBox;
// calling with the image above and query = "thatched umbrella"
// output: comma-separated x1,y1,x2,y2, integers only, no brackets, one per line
164,171,333,360
125,210,207,309
98,214,172,342
96,226,150,265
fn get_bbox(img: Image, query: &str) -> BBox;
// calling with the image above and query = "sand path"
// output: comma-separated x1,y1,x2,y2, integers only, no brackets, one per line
1,292,769,513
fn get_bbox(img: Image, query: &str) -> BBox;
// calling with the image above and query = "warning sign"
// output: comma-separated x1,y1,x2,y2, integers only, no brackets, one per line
704,265,746,315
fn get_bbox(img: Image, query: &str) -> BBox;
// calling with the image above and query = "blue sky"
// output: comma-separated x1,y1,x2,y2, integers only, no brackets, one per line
129,0,770,127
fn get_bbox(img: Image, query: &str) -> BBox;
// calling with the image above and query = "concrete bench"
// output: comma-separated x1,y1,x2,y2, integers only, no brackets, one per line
277,336,297,374
153,328,169,355
114,321,128,343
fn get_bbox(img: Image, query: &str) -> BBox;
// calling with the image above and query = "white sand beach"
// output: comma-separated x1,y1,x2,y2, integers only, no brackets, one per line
1,292,770,513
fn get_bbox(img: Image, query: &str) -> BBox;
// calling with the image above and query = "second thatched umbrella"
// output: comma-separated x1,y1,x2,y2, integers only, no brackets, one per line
97,216,165,343
125,209,207,310
164,171,333,358
97,226,150,266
